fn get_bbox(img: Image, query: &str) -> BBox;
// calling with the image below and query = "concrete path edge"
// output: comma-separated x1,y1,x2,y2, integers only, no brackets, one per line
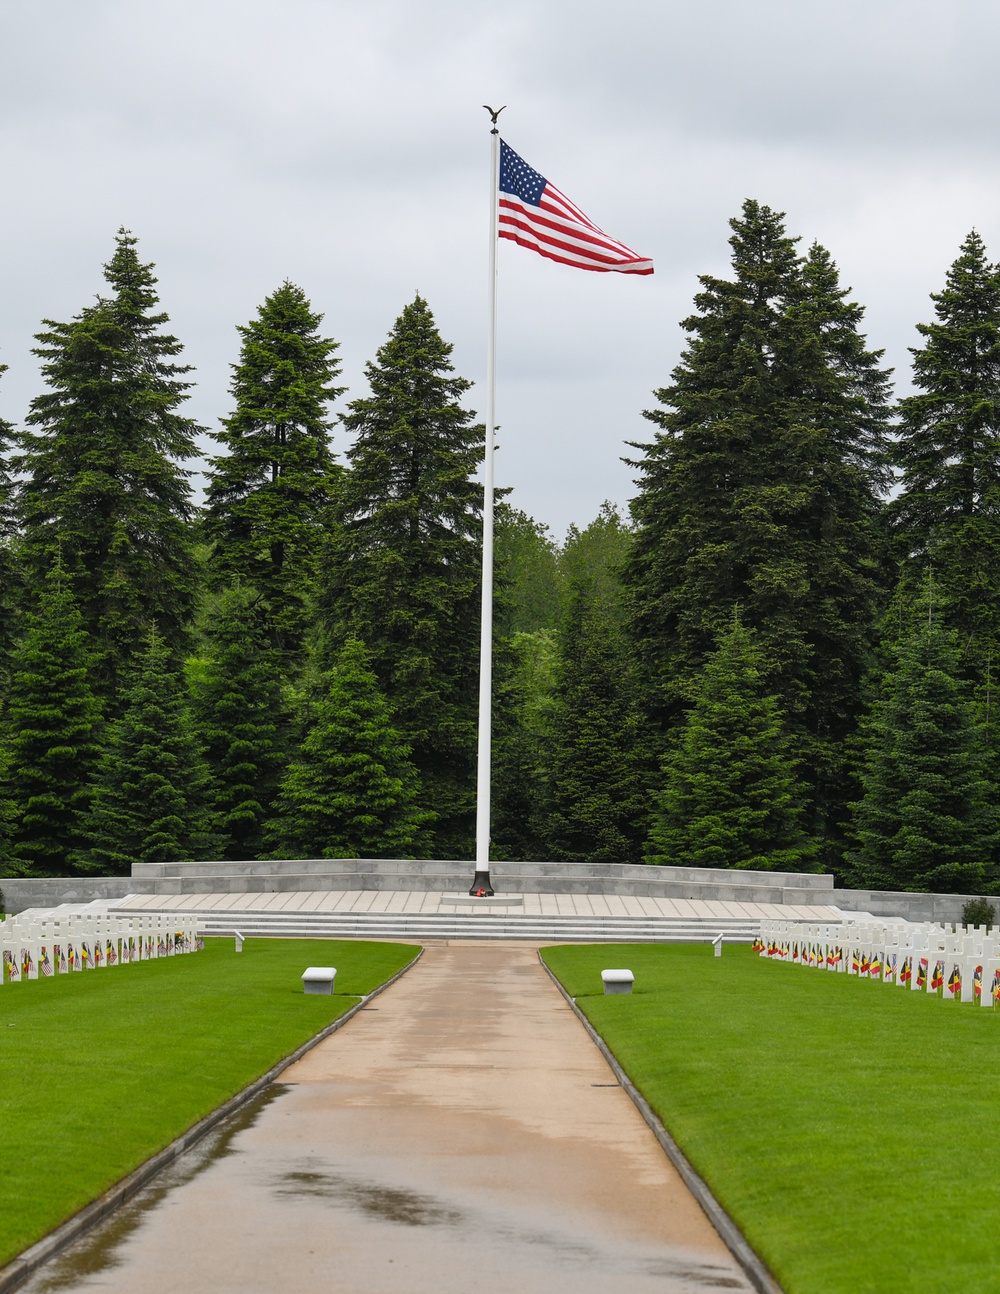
537,952,784,1294
0,947,424,1294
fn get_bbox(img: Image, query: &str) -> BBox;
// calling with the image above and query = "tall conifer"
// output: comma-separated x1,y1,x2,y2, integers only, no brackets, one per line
0,362,20,669
850,588,996,894
544,575,646,865
80,629,213,873
891,231,1000,678
268,639,429,859
204,283,344,663
623,202,891,864
323,295,483,855
647,619,812,871
4,565,102,876
193,587,290,860
17,230,199,701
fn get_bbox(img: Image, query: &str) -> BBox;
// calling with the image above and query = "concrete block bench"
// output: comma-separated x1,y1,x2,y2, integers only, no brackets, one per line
301,966,336,995
601,968,634,995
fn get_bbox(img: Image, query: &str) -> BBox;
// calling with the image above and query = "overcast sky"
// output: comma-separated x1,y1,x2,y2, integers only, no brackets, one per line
2,0,999,538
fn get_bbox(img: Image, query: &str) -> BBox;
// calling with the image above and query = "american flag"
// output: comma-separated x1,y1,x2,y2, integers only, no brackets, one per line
498,140,653,276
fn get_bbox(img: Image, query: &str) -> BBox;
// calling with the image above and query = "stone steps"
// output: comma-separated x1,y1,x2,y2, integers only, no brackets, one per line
116,904,762,943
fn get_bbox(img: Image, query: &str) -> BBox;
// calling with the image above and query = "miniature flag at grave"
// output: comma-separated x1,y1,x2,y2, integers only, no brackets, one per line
39,947,52,977
931,960,945,991
900,956,912,984
884,953,896,982
752,936,764,953
57,944,67,973
869,951,881,978
974,964,983,1003
917,958,928,989
106,939,116,966
852,950,860,974
948,965,962,997
4,949,18,982
992,970,1000,1006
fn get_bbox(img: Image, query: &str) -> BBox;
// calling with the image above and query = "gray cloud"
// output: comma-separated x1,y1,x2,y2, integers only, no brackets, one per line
1,0,998,536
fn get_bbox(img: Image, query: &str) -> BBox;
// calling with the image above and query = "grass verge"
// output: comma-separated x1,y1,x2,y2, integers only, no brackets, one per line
542,942,1000,1294
0,936,417,1266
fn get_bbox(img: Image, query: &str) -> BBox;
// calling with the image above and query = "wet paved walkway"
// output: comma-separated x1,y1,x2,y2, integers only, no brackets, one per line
24,944,751,1293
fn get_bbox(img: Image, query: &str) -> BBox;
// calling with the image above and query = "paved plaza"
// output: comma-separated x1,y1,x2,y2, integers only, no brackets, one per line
23,943,752,1293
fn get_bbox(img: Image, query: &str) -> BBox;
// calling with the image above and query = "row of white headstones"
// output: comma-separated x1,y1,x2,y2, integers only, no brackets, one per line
758,919,1000,1005
0,912,204,984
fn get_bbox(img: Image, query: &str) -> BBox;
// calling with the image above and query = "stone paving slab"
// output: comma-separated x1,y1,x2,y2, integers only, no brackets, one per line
21,945,754,1294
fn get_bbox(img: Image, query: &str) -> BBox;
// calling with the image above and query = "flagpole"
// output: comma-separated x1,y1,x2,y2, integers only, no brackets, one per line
471,105,504,897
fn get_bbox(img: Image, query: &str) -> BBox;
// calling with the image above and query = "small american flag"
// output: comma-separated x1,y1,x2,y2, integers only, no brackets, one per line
498,140,653,275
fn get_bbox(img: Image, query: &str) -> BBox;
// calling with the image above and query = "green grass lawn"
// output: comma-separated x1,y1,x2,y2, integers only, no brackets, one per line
0,936,418,1268
542,942,1000,1294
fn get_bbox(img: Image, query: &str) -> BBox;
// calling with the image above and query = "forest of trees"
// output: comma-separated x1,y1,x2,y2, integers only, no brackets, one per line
2,208,1000,893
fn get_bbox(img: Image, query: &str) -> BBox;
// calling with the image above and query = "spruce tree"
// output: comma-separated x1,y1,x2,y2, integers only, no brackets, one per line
267,639,429,859
323,295,483,856
4,565,102,876
647,619,813,870
192,587,290,860
623,202,891,866
849,584,996,893
543,576,646,864
17,230,200,702
890,231,1000,678
0,362,21,670
79,629,213,873
204,283,344,664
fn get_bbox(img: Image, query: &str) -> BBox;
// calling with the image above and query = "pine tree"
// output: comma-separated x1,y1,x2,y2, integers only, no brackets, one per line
891,231,1000,678
623,202,891,866
268,639,429,859
17,230,200,701
849,584,996,894
4,565,102,876
322,295,483,856
79,629,213,873
543,576,646,864
647,619,813,871
192,587,290,860
204,283,344,664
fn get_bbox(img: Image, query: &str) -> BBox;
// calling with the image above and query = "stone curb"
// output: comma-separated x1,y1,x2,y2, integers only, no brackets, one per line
0,946,424,1294
537,952,783,1294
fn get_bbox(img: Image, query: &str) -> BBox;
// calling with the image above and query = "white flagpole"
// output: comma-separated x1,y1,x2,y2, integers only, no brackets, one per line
471,105,504,896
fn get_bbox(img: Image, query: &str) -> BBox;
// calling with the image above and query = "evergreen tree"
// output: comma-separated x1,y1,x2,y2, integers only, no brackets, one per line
849,584,996,894
560,501,632,615
204,283,344,663
543,576,646,864
490,628,558,861
647,619,812,870
268,639,429,859
4,565,102,876
495,506,561,633
17,230,200,702
322,295,483,855
79,629,213,873
193,587,290,860
0,361,21,670
890,231,1000,678
623,202,891,865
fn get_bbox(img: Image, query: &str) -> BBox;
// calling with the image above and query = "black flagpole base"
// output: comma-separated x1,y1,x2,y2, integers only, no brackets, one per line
469,870,495,896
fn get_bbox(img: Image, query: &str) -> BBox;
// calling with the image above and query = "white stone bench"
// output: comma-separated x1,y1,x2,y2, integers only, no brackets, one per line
301,966,336,996
601,968,634,995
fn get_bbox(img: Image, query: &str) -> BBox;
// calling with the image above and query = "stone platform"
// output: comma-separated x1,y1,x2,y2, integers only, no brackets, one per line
108,888,845,942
